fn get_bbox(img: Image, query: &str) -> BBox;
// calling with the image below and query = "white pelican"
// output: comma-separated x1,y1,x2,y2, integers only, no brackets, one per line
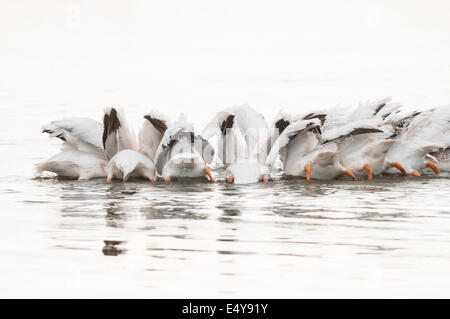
328,98,402,180
36,118,108,179
265,116,358,181
385,105,450,176
429,149,450,172
103,108,169,182
154,114,215,182
292,98,404,180
106,149,156,182
202,105,271,184
269,98,400,181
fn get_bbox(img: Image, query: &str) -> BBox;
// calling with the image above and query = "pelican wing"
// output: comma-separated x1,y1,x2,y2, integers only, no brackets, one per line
154,126,182,175
201,110,234,140
102,107,137,159
405,105,450,147
271,109,292,136
203,106,269,165
233,104,269,137
154,147,170,176
322,120,383,145
265,119,321,166
232,105,270,164
385,110,422,139
139,111,169,160
154,114,196,174
194,135,215,164
34,150,107,179
42,118,104,156
349,97,401,122
321,104,351,131
413,143,444,156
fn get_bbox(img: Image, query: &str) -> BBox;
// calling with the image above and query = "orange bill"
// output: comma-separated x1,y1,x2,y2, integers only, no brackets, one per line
411,170,421,177
203,167,215,182
345,169,357,181
426,161,440,175
363,163,373,181
392,162,407,175
304,164,311,181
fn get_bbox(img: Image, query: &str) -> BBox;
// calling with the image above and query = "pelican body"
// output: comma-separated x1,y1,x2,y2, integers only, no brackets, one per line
155,115,215,182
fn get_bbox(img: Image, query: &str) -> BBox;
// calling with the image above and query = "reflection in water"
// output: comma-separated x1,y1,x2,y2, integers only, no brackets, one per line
140,204,208,220
218,208,241,223
102,240,127,256
2,172,450,297
105,202,128,228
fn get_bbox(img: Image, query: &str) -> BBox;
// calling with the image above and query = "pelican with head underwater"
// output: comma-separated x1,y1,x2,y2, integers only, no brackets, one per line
201,104,277,184
35,99,450,183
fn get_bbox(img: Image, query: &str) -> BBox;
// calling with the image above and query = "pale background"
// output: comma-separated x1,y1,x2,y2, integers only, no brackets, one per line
1,0,450,130
1,1,450,298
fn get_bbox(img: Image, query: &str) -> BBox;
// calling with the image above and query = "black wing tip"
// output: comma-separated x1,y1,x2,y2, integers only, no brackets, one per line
303,113,327,125
322,127,383,144
374,103,387,115
144,115,168,133
103,107,118,121
275,119,290,135
351,127,384,135
220,114,235,136
42,129,67,142
373,97,394,116
102,107,121,147
306,121,322,135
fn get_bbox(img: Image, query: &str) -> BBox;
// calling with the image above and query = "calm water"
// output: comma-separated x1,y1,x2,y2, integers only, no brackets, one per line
1,102,450,298
2,0,450,296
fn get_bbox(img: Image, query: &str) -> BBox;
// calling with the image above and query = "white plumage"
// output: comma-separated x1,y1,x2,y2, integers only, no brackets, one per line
36,118,108,179
314,98,402,179
202,105,271,184
103,107,168,182
35,149,107,180
325,98,401,179
155,114,215,182
102,107,138,159
41,118,105,156
138,110,171,160
430,148,450,172
37,108,169,182
106,149,156,182
267,117,355,180
385,105,450,175
35,101,450,183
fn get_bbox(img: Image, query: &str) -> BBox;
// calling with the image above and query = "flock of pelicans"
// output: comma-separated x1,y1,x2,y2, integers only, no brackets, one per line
35,98,450,184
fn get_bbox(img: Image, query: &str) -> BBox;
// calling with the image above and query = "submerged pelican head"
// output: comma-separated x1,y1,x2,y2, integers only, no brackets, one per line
106,149,156,182
163,152,205,178
225,162,270,184
385,141,443,176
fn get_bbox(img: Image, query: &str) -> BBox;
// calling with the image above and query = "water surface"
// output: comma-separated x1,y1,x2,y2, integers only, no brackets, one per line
1,133,450,297
2,0,450,296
